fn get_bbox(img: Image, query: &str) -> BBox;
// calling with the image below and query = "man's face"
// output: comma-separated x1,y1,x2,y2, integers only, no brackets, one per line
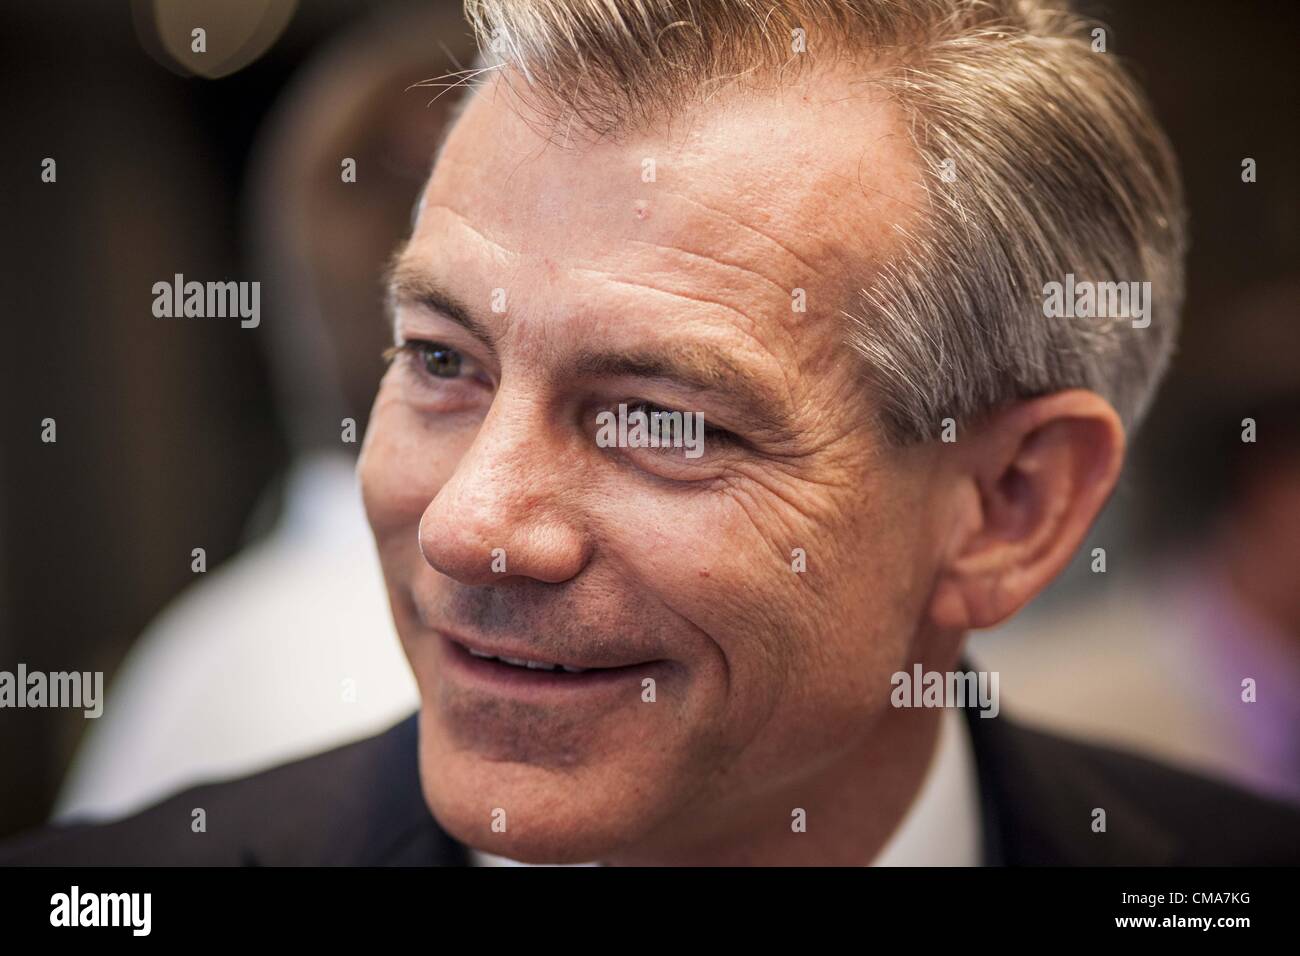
358,72,946,862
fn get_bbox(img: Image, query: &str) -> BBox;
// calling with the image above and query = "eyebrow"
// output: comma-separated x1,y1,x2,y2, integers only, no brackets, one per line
385,255,795,437
386,253,497,354
568,348,793,436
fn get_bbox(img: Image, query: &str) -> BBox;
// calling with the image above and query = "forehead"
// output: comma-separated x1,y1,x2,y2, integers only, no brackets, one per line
403,70,919,372
422,69,916,259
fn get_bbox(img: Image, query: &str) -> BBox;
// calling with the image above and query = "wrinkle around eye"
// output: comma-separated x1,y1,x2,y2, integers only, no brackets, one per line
711,467,828,547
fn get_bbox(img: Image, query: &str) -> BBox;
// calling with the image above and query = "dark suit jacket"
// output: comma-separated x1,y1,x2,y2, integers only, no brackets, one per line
2,704,1297,865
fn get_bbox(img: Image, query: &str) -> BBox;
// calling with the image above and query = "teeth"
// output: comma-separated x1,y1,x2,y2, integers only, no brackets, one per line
467,647,587,673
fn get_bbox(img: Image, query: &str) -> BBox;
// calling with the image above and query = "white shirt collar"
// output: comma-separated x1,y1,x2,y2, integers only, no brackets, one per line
869,704,982,866
470,706,982,866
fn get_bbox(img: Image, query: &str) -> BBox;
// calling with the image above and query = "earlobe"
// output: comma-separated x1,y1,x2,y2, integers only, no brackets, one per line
925,476,986,631
929,554,1015,631
929,576,976,631
925,391,1125,631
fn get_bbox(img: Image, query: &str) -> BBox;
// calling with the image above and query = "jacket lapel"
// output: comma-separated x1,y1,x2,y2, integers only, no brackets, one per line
962,700,1180,865
360,712,470,866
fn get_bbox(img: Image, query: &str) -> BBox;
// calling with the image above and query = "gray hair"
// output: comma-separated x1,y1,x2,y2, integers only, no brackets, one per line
454,0,1187,442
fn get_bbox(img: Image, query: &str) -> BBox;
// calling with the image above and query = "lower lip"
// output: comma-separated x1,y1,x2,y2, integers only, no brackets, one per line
436,633,667,705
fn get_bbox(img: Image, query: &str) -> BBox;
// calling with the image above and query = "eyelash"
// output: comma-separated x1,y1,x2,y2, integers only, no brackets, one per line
620,400,738,447
384,340,480,383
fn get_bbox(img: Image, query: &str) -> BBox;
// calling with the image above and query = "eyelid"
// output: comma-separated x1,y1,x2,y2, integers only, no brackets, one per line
385,339,490,385
620,399,739,447
618,400,743,452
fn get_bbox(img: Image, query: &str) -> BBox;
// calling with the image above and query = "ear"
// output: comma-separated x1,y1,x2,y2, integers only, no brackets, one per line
927,390,1125,631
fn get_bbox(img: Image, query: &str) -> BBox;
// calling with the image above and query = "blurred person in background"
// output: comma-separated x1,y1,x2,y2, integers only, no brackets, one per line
970,279,1300,804
52,3,474,822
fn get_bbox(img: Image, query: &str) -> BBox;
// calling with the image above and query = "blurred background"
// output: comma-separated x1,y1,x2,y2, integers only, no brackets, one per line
0,0,1297,839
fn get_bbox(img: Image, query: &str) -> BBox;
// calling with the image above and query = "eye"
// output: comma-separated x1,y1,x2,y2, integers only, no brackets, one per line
384,340,486,383
623,401,737,447
412,341,462,378
592,399,741,483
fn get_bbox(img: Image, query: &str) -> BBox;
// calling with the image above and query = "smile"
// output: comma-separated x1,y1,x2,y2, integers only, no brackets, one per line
436,631,670,703
466,648,589,673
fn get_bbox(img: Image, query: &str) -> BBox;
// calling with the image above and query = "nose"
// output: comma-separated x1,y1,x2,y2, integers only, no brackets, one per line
417,392,590,586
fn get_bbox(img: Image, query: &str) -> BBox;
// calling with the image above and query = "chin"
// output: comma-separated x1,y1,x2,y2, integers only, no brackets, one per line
415,734,679,865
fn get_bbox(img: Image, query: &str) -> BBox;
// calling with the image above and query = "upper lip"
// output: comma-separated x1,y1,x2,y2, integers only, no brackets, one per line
438,630,660,672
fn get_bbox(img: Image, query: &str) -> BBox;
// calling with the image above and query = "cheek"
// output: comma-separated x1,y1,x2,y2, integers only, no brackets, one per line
593,481,822,713
818,477,938,711
358,391,455,544
599,470,921,775
696,467,927,719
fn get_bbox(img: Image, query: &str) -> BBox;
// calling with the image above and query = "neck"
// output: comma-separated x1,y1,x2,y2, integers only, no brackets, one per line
605,703,944,866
